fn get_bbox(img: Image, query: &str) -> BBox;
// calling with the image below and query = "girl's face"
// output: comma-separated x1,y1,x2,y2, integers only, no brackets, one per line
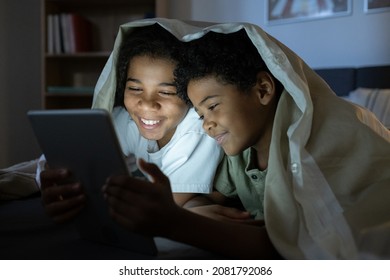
188,76,271,156
124,55,189,148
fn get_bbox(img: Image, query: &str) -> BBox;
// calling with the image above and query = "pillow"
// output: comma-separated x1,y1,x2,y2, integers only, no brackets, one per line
0,159,40,200
346,88,390,128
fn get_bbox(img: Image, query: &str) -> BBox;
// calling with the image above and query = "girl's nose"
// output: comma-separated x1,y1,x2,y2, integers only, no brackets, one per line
138,95,160,110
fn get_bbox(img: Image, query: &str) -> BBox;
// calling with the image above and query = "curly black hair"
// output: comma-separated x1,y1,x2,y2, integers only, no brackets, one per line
175,29,283,106
115,24,184,107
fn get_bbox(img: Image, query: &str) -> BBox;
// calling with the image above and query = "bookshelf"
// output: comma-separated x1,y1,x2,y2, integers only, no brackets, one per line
42,0,161,109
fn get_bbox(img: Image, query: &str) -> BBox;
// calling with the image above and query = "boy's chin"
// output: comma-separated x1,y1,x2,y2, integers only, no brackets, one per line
222,146,243,157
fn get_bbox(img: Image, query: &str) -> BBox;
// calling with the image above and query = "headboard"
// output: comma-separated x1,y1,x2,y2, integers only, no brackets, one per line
315,65,390,96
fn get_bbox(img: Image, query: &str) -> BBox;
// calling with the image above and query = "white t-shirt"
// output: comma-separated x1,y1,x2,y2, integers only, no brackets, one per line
113,106,223,193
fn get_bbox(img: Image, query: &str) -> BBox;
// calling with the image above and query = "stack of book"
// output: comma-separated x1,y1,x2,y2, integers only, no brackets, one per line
47,13,93,54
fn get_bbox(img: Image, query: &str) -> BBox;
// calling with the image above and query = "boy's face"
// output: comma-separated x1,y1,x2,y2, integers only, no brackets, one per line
188,76,268,156
124,55,189,148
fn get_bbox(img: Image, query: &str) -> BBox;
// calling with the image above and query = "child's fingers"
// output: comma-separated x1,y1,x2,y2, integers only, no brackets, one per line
104,175,150,196
40,168,70,190
44,194,86,223
41,182,82,204
137,158,170,186
104,159,171,195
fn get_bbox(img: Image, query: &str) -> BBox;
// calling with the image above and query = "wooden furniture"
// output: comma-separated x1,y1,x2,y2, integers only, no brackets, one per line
42,0,163,109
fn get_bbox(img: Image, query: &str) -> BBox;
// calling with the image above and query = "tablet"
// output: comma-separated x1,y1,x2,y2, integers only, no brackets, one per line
28,109,157,256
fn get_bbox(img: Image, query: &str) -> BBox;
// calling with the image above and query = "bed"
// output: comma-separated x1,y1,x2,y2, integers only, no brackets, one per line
315,65,390,128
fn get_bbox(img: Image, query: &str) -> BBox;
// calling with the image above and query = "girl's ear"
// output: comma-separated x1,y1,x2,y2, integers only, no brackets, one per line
255,71,276,106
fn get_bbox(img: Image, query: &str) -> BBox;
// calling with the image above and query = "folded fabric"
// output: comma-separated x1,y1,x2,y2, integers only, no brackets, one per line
0,159,40,200
346,88,390,128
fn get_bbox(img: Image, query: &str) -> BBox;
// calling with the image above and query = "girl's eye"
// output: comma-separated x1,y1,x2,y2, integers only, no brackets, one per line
208,103,219,111
159,91,177,96
127,87,142,92
198,115,204,120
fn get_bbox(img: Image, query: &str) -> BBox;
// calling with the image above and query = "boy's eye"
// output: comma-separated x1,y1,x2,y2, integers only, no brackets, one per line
196,103,219,120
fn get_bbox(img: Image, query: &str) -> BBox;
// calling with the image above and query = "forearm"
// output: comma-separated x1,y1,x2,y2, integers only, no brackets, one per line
182,194,214,208
161,207,280,259
183,190,237,208
173,193,197,207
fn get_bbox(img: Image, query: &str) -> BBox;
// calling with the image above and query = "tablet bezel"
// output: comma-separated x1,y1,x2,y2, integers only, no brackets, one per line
28,108,157,256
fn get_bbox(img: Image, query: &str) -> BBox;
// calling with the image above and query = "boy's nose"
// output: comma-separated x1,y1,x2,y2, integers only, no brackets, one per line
202,118,216,132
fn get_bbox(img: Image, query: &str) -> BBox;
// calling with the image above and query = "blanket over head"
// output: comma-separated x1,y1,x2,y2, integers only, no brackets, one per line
92,18,390,259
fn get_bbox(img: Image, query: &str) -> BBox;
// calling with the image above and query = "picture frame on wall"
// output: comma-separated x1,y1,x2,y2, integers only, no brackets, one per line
364,0,390,13
266,0,352,25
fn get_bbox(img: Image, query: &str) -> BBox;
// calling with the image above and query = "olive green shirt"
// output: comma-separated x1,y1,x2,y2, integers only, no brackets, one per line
214,148,267,220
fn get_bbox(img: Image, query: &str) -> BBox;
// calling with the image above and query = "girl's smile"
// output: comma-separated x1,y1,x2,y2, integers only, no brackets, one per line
139,117,162,128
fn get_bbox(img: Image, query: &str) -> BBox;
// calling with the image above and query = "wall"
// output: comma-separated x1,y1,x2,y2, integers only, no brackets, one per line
0,1,7,168
165,0,390,68
0,0,42,168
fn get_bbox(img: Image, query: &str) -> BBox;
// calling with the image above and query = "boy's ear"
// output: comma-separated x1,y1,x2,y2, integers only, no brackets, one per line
255,71,276,106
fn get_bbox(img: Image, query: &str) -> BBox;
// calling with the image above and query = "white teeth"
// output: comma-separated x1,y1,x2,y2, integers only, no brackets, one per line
141,118,160,125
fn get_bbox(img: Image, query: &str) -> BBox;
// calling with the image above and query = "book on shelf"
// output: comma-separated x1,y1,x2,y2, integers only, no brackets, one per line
53,14,62,53
47,14,54,54
47,13,93,54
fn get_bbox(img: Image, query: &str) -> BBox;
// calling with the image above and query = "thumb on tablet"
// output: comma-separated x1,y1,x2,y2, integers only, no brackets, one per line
137,158,170,186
